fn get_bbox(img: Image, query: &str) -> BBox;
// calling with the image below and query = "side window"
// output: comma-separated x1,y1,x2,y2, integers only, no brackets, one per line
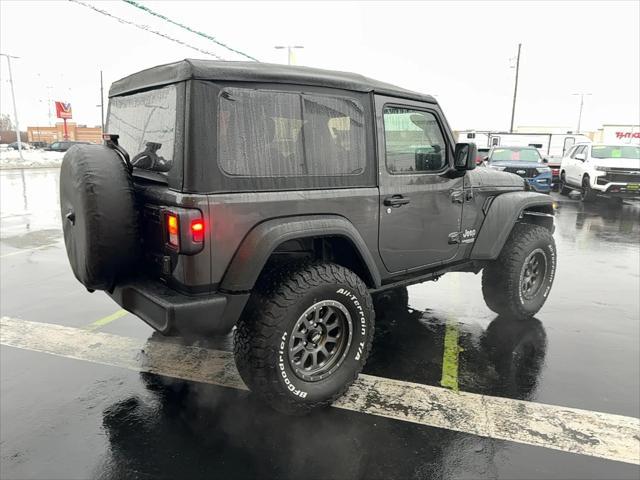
571,145,586,158
302,94,365,175
383,107,447,173
218,88,365,177
51,142,60,149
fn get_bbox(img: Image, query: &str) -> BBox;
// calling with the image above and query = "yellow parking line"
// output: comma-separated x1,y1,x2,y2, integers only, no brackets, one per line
440,319,462,391
84,309,128,331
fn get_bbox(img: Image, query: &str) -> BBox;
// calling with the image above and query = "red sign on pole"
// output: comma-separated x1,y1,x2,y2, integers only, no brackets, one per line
55,101,72,119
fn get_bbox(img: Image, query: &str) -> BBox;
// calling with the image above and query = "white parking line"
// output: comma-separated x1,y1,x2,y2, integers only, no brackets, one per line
1,316,639,465
0,243,59,258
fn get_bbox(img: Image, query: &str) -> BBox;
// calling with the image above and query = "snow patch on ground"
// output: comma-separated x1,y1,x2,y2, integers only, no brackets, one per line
0,150,65,169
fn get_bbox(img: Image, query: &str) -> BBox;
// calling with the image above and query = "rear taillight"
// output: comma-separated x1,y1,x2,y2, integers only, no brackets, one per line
163,209,204,254
191,219,204,243
166,213,179,248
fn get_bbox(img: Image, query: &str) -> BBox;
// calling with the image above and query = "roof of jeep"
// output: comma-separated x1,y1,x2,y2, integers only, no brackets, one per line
109,59,437,104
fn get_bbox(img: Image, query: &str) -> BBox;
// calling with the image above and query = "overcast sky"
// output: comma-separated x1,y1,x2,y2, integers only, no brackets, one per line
1,0,638,132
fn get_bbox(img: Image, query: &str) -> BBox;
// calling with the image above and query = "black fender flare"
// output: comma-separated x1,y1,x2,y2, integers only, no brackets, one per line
220,215,382,291
470,192,554,260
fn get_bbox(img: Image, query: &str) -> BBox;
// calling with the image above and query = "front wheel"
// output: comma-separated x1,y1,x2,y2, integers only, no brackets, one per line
581,176,597,202
559,172,571,196
482,223,557,319
234,263,374,414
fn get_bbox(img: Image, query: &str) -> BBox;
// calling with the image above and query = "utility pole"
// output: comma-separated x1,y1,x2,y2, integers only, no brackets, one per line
509,43,521,133
99,70,105,132
571,93,592,133
1,53,23,160
274,45,304,65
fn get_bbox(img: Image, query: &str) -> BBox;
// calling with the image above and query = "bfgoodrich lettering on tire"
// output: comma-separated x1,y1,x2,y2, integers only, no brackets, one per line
234,263,374,415
482,223,556,319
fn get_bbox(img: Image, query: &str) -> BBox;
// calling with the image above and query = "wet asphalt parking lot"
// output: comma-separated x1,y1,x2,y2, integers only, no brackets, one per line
1,168,639,479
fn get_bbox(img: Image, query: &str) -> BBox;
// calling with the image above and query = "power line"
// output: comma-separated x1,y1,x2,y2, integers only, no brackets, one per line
69,0,225,60
122,0,259,62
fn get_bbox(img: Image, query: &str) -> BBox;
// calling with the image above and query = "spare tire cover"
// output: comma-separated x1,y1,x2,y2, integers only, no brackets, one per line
60,144,138,291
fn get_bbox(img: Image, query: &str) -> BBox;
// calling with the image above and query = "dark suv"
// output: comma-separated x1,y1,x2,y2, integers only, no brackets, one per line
60,59,557,414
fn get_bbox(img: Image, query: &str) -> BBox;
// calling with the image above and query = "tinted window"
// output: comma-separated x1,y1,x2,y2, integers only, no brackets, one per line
383,107,446,173
107,84,177,174
218,88,365,177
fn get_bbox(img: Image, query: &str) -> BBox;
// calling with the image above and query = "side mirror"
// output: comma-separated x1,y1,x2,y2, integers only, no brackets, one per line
542,157,549,164
574,153,586,161
454,143,477,171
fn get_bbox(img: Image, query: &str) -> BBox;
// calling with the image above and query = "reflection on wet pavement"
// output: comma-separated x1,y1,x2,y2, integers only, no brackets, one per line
368,288,547,401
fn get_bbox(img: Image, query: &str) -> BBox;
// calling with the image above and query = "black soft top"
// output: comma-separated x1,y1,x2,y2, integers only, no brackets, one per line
109,59,437,104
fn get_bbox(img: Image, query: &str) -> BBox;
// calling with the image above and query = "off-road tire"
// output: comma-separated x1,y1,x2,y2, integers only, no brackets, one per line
482,223,556,319
581,176,597,202
234,262,374,415
60,144,138,291
559,172,571,196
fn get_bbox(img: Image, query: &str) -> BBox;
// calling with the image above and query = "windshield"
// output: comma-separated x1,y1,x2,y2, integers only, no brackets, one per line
591,145,640,160
490,148,541,162
107,84,177,173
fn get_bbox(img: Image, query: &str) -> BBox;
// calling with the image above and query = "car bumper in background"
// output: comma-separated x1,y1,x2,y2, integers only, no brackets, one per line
527,174,552,193
599,183,640,198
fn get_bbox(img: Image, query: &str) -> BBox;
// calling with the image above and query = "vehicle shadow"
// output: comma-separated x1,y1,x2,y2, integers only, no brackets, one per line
96,289,548,480
368,288,547,400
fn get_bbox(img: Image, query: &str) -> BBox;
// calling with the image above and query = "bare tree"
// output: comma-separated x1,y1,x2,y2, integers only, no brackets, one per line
0,114,14,131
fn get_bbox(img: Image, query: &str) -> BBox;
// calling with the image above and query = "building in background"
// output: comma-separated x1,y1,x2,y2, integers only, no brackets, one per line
26,123,102,145
592,124,640,144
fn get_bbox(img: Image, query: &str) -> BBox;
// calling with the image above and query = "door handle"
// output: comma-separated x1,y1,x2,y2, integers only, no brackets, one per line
384,195,410,207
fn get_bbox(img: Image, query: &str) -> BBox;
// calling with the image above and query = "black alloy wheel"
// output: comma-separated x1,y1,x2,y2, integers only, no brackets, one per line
520,249,547,301
288,300,352,382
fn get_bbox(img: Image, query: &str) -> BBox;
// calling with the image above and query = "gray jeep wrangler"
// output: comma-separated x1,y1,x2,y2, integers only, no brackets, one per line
60,59,556,414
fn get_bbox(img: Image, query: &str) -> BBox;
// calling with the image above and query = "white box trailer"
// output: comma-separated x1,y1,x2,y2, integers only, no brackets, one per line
456,131,591,159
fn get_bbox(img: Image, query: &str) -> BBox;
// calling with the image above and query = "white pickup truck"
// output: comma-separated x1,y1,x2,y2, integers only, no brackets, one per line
560,144,640,202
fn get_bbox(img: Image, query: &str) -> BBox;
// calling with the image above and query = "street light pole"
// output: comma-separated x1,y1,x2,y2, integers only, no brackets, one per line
274,45,304,65
509,43,521,133
100,70,105,133
571,93,592,133
1,53,23,160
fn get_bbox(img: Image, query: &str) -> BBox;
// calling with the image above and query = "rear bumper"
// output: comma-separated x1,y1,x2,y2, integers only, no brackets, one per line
107,279,249,336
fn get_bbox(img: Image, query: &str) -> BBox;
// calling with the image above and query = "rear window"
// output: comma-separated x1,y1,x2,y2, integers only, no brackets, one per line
107,84,177,174
218,88,365,177
591,145,640,160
